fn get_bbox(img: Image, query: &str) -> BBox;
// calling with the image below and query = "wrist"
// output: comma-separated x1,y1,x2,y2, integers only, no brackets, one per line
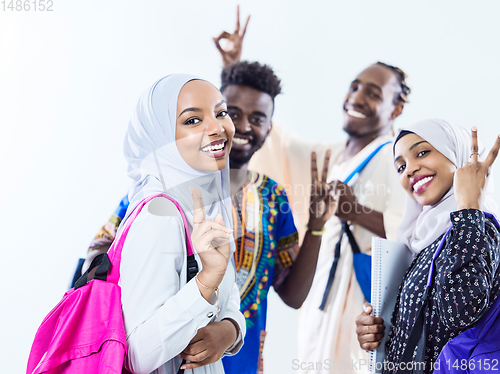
456,198,480,211
197,270,223,290
222,318,239,347
457,204,481,211
306,224,326,236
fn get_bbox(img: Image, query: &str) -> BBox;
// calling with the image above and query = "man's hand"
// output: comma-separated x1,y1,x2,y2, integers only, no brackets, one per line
308,150,338,231
333,180,358,222
213,5,250,67
179,320,238,370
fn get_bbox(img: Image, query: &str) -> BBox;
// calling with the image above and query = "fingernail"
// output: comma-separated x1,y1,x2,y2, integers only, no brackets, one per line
472,126,477,131
363,304,370,313
181,366,186,370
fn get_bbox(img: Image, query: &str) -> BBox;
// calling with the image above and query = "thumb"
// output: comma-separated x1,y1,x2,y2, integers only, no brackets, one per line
214,213,226,227
363,302,373,315
213,38,224,54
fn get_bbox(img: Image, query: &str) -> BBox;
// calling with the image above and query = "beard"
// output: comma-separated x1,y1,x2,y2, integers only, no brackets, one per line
229,138,267,169
229,151,253,169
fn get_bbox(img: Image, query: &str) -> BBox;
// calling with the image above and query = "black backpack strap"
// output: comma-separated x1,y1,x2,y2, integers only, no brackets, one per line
186,254,199,283
319,222,347,310
178,245,199,374
73,252,111,289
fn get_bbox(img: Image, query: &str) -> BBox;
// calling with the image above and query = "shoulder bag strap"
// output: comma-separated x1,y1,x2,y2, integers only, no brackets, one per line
106,193,197,285
318,141,390,310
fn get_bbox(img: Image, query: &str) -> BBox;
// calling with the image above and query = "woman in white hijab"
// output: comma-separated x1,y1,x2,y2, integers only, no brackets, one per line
120,74,245,374
355,119,500,373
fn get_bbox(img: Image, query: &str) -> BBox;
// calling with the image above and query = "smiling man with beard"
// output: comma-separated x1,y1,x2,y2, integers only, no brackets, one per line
248,62,411,374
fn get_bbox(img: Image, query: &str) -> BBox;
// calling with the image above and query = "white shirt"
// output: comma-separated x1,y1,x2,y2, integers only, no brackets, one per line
120,198,245,374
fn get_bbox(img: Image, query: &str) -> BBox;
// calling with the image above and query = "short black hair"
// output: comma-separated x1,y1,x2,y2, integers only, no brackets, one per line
376,61,411,104
220,61,282,101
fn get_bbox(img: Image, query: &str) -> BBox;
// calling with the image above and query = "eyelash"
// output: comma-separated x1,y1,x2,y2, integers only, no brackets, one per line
183,110,228,125
396,150,430,174
184,118,200,125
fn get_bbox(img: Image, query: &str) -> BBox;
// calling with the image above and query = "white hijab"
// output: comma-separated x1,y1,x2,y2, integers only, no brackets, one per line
395,119,497,255
122,74,233,241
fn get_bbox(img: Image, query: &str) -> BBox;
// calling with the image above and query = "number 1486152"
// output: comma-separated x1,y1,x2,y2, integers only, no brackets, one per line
2,0,53,11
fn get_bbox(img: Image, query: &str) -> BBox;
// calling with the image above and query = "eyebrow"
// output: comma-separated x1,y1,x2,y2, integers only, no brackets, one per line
178,107,201,118
215,100,226,109
352,79,383,93
178,100,227,118
394,140,430,164
227,105,267,118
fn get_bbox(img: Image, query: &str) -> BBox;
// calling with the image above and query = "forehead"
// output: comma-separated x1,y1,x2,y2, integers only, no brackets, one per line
222,85,273,113
394,133,426,157
355,65,399,92
177,80,222,107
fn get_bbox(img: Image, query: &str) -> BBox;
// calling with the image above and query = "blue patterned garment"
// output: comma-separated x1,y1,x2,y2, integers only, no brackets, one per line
384,209,500,374
222,172,298,374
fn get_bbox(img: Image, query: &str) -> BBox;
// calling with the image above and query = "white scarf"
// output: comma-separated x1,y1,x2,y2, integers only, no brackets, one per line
395,119,497,255
122,74,233,239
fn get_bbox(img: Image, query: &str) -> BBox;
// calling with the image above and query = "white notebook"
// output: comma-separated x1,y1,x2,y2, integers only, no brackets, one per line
369,237,413,373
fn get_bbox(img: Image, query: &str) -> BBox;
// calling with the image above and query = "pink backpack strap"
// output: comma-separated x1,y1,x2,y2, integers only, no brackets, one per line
107,193,195,284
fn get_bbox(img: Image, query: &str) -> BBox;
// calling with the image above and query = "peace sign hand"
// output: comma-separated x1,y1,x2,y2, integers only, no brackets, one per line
454,127,500,210
213,5,250,68
190,188,233,289
308,150,338,231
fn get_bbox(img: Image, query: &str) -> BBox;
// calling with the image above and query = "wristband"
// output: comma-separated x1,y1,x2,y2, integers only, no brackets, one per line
195,274,220,317
306,224,326,236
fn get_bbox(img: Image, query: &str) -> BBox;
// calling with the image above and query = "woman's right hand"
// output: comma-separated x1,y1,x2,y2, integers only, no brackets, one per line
454,127,500,210
355,303,385,351
190,187,233,289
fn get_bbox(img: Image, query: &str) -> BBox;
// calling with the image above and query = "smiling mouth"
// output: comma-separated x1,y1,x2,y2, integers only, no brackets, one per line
412,175,435,193
233,137,249,145
346,109,367,119
201,139,226,153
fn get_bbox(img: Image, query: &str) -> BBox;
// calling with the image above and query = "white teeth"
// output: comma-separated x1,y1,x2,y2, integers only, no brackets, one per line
233,138,249,145
201,142,224,153
347,109,367,119
413,176,434,191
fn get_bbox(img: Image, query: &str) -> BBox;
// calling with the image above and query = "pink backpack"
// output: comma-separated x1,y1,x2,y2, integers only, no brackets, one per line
27,194,196,374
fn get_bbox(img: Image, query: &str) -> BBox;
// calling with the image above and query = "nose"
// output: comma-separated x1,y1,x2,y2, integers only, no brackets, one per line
233,116,251,133
405,160,420,178
206,115,225,136
347,88,364,108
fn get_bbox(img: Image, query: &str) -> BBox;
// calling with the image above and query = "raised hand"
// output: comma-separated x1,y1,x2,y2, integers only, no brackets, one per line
309,150,338,231
332,180,359,222
355,303,385,351
179,320,238,370
190,187,233,290
213,5,250,67
454,127,500,210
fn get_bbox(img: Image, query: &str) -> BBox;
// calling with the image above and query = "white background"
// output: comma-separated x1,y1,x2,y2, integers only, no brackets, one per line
1,0,500,372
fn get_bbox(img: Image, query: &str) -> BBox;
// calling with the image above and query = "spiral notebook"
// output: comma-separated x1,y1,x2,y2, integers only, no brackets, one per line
369,237,413,373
